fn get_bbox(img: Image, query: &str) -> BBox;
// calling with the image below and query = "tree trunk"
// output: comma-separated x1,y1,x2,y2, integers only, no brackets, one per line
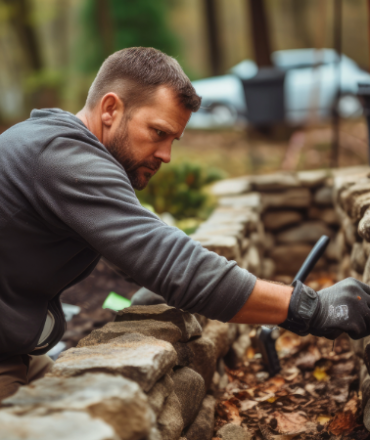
3,0,42,71
204,0,222,76
248,0,272,67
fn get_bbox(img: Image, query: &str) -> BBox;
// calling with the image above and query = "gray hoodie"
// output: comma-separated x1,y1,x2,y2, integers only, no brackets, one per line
0,108,256,359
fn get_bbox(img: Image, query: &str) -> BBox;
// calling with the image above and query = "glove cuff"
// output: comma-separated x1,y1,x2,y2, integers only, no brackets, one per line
279,280,319,336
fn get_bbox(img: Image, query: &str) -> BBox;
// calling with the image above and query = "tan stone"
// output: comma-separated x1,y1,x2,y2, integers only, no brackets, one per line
359,208,370,242
262,188,311,209
269,244,324,275
308,207,339,225
147,374,174,416
0,411,119,440
218,193,262,212
350,242,367,274
211,177,251,197
364,255,370,285
262,210,303,231
3,373,154,440
77,320,183,348
340,179,370,220
252,172,299,191
261,258,276,279
49,333,177,392
203,320,230,359
276,221,333,244
157,391,184,440
297,170,328,188
184,395,215,440
241,245,261,276
190,234,241,261
343,216,358,247
115,304,202,343
314,185,334,205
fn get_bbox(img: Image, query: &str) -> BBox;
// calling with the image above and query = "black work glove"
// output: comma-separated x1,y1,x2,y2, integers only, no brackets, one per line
279,278,370,340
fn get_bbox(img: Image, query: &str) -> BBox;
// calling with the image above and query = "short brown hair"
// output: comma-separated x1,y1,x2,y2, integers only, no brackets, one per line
86,47,201,113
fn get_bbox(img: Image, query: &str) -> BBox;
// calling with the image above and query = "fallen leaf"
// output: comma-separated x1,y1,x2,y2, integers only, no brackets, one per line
313,367,330,382
221,401,241,425
327,411,360,435
273,411,308,434
343,396,359,415
317,414,331,424
239,399,258,412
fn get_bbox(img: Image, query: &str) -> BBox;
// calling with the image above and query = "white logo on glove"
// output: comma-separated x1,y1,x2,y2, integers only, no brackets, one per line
328,305,349,320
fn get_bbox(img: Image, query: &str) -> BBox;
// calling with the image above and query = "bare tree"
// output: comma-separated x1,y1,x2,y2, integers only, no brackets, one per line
204,0,222,75
248,0,272,67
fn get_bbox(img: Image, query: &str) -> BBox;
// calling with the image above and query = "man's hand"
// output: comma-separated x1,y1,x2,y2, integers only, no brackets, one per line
280,278,370,340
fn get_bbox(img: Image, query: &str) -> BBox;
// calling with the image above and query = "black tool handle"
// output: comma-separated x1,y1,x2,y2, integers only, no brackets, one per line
293,235,330,284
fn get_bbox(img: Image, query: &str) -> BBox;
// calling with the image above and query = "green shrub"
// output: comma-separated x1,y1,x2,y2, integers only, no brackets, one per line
137,162,225,220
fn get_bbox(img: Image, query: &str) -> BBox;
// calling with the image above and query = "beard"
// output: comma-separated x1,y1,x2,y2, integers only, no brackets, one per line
106,120,161,190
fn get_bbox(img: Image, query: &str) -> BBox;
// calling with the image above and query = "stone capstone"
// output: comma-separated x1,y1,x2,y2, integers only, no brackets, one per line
115,304,202,343
190,235,241,261
49,333,177,392
0,411,119,440
3,373,154,440
308,207,339,225
297,170,328,188
252,172,299,191
77,320,183,347
157,391,184,440
172,367,206,428
262,210,303,231
218,193,262,212
211,177,251,197
184,395,215,440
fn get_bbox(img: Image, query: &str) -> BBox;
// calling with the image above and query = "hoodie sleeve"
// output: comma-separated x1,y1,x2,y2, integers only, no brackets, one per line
34,136,257,322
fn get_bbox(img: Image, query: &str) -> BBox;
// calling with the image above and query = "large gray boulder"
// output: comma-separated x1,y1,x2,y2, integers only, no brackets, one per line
77,320,183,347
184,395,215,440
50,333,177,392
172,367,206,428
115,304,202,342
3,373,155,440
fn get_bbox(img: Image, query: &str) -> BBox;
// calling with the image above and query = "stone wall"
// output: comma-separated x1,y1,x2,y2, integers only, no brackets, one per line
2,165,370,439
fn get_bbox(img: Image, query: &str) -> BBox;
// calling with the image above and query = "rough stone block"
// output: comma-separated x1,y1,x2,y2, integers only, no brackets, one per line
173,337,216,390
241,245,261,276
211,177,251,197
297,170,328,188
49,333,177,392
196,223,246,242
172,367,206,428
115,304,202,343
190,234,241,261
261,258,276,279
77,320,183,348
314,185,334,205
147,374,174,416
276,221,333,244
364,240,370,258
308,207,339,225
3,373,154,440
269,244,321,274
262,210,303,231
359,208,370,243
261,188,311,209
203,320,230,359
350,242,367,274
217,423,251,440
340,180,370,220
218,193,262,212
157,391,184,440
0,411,119,440
343,216,358,247
184,395,215,440
252,172,299,191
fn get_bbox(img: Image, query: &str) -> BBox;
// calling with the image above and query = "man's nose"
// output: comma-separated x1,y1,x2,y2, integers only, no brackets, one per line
154,142,172,164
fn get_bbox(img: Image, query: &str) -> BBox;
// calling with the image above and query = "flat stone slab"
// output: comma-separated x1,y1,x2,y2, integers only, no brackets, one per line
314,186,334,205
262,210,303,231
77,320,183,347
211,177,251,197
296,170,328,187
270,244,326,274
115,304,202,343
262,188,311,209
276,221,333,244
190,234,240,261
308,207,339,225
0,411,119,440
49,333,177,392
251,172,299,191
339,179,370,220
218,193,262,212
3,373,154,440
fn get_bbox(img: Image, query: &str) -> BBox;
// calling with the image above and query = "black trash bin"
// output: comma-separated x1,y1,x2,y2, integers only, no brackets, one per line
241,67,286,126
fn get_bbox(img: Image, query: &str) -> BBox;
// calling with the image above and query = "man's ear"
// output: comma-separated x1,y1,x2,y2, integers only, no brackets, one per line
100,93,124,128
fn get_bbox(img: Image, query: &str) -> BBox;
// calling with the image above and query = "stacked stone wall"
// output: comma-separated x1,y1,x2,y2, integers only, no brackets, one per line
3,165,370,438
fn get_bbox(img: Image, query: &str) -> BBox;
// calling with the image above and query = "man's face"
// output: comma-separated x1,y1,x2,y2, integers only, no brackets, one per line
106,87,192,190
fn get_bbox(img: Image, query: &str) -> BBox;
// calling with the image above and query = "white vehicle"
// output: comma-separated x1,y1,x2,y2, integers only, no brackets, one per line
188,48,370,129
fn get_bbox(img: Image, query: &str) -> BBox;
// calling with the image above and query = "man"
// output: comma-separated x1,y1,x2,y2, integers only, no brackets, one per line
0,47,369,400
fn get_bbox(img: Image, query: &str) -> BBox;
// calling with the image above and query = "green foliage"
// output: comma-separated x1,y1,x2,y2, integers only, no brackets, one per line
136,162,225,220
77,0,178,74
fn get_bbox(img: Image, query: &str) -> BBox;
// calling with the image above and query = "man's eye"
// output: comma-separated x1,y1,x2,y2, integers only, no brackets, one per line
156,130,165,137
